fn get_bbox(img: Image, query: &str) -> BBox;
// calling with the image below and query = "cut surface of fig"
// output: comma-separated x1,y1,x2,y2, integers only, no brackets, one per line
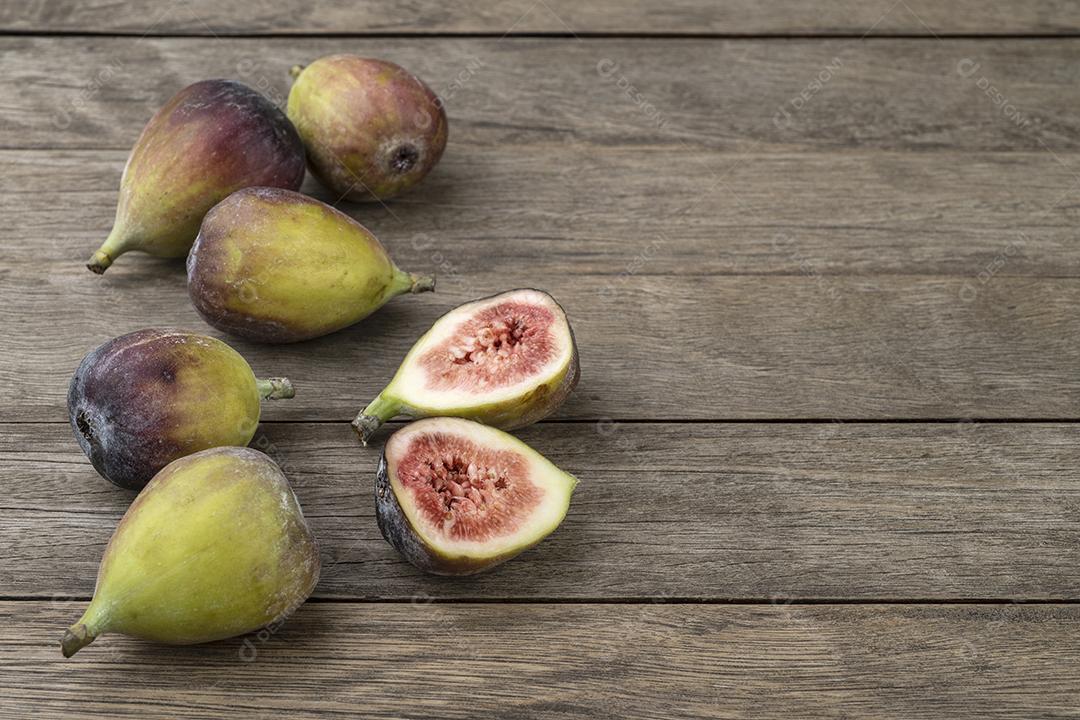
418,298,560,393
353,289,578,444
377,418,576,575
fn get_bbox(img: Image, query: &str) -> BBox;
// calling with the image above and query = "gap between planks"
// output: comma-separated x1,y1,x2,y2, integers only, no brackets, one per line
5,596,1080,605
8,419,1080,424
7,30,1080,39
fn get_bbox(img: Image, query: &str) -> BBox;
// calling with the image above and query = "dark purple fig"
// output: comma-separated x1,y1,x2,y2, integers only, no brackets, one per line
376,417,577,575
187,187,434,343
68,329,294,490
353,289,579,444
286,55,447,201
87,80,306,274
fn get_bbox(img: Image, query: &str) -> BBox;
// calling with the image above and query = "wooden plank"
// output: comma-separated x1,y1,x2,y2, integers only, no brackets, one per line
4,38,1080,420
4,0,1080,35
6,422,1080,600
3,601,1078,719
3,266,1080,421
5,149,1078,279
4,38,1080,153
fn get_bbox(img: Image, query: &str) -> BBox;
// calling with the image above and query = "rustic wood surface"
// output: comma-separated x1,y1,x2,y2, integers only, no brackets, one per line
2,3,1079,718
5,422,1080,601
6,38,1080,153
4,37,1080,420
8,268,1080,421
3,602,1079,719
6,150,1080,279
3,0,1080,35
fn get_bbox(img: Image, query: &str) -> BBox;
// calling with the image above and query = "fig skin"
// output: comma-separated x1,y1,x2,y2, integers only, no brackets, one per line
61,447,320,657
88,79,306,274
287,55,448,201
353,289,579,445
68,328,295,490
187,187,435,343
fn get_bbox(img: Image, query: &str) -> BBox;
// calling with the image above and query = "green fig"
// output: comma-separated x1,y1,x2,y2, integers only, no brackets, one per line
187,187,435,343
376,417,577,575
287,55,448,201
61,447,320,657
68,328,294,490
88,79,306,274
353,289,579,444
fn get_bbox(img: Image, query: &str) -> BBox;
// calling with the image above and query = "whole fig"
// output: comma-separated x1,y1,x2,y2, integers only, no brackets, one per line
187,187,434,343
68,328,295,490
61,447,320,657
287,55,447,201
87,80,306,274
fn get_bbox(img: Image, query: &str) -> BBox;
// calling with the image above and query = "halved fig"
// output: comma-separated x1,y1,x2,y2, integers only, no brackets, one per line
353,289,579,445
376,417,577,575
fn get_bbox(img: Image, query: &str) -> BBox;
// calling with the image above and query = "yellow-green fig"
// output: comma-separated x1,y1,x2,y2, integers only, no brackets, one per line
187,187,434,343
61,447,320,657
287,55,448,201
88,80,306,274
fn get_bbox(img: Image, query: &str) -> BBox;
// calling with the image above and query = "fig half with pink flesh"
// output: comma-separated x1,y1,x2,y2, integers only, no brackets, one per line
376,417,577,575
352,289,579,445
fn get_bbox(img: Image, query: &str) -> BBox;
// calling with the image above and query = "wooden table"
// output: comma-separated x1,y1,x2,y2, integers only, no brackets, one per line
3,2,1080,717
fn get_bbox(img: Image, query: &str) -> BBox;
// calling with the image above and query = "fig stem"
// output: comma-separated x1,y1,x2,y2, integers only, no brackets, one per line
87,226,127,275
409,273,436,294
61,622,96,658
257,377,295,400
351,394,400,446
289,64,305,79
87,250,113,275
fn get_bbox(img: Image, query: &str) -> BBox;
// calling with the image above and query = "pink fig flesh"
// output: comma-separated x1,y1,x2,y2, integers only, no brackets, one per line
397,431,542,543
418,300,563,392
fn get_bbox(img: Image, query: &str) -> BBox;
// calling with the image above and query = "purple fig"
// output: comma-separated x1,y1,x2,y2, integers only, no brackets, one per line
286,55,447,201
68,328,295,490
87,80,306,274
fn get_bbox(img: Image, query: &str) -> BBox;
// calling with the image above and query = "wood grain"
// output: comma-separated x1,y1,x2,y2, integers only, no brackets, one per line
7,5,1080,717
4,601,1079,719
4,38,1080,154
6,267,1080,421
4,0,1080,35
5,149,1079,279
6,422,1080,600
3,38,1080,420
